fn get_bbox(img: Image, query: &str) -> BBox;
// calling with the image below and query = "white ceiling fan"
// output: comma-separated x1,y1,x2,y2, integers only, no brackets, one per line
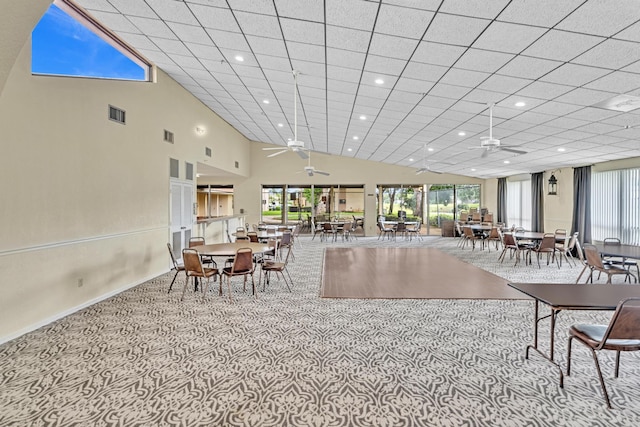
301,150,330,176
262,70,308,160
470,103,527,158
415,144,452,174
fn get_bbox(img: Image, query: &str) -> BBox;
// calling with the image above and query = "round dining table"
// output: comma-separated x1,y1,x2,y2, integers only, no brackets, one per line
192,242,271,256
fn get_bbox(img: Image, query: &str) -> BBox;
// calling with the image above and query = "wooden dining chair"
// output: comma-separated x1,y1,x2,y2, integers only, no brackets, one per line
566,297,640,409
188,237,216,267
181,248,219,301
531,233,560,268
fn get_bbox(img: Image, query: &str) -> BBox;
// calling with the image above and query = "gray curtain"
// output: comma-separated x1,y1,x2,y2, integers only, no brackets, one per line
531,172,544,232
497,177,507,224
571,166,592,244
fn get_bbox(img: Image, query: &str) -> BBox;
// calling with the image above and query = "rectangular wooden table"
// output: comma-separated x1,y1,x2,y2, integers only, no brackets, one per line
508,282,640,387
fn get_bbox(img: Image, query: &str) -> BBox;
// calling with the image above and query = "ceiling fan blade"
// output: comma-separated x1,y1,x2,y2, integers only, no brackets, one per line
267,150,288,158
295,149,309,159
315,170,330,176
306,170,314,176
500,147,527,155
263,147,287,151
481,148,490,158
415,169,426,175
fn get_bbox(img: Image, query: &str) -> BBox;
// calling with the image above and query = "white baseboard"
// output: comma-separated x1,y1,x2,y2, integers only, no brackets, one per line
0,271,166,345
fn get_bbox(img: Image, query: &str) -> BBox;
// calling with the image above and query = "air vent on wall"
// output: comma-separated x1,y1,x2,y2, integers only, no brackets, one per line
205,147,212,157
235,161,239,169
186,162,194,181
164,130,174,143
108,105,125,124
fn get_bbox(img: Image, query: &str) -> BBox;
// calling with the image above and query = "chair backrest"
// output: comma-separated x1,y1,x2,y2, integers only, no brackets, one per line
483,213,493,223
555,228,567,236
469,207,478,214
267,227,276,234
567,232,579,250
247,232,259,243
503,233,517,248
538,233,557,250
471,212,481,221
514,226,525,233
462,226,474,238
604,237,621,246
182,248,204,276
574,240,585,263
189,237,205,248
167,243,180,268
488,227,500,239
281,230,292,245
455,222,463,235
323,222,333,231
583,244,604,269
236,235,250,242
396,222,406,232
231,248,254,274
599,297,640,344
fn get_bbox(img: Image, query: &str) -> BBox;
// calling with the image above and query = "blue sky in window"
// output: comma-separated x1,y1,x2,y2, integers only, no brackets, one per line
32,4,146,81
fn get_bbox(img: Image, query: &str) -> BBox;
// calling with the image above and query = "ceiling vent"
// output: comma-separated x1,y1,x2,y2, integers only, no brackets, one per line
108,105,126,124
205,147,212,157
164,130,174,143
593,94,640,112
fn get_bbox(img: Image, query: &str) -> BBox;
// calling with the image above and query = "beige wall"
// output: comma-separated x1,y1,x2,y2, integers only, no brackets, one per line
0,14,251,341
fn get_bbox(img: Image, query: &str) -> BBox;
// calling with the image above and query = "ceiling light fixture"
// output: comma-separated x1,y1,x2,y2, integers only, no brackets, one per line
409,158,414,162
515,101,526,107
471,168,476,172
277,123,283,127
347,148,352,152
375,78,384,85
359,115,366,120
504,160,510,164
235,55,244,62
263,99,269,104
353,136,359,140
557,147,566,152
458,131,466,136
427,148,434,152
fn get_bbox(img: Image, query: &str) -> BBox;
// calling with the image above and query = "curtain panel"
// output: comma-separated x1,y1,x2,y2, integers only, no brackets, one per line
497,177,507,224
572,166,592,244
531,172,545,232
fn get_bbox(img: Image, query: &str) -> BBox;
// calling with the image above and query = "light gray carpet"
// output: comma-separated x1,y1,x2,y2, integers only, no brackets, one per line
1,236,639,426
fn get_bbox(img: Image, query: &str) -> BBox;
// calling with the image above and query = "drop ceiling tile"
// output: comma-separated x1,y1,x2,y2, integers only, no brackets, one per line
555,88,617,106
454,49,516,73
364,55,408,76
185,42,224,61
375,3,434,39
478,74,533,94
497,55,562,79
439,0,510,19
149,37,190,55
280,18,325,45
327,48,366,70
326,0,378,32
514,111,555,125
412,41,466,67
188,4,240,31
399,62,448,82
162,22,208,43
440,68,491,88
286,41,325,63
244,35,287,58
391,78,433,95
326,65,361,83
572,39,640,69
543,117,591,130
516,81,574,100
326,26,370,53
532,101,584,116
539,63,611,88
497,0,583,26
368,33,419,60
472,22,547,54
555,129,600,140
122,33,161,51
147,0,199,24
169,53,205,70
522,30,604,61
462,88,509,104
577,122,626,135
423,13,490,46
94,12,149,33
428,83,471,100
227,0,276,15
387,90,424,106
584,71,640,94
555,0,640,37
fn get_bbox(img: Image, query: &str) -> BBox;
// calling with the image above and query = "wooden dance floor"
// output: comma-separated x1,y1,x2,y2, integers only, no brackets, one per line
321,247,525,299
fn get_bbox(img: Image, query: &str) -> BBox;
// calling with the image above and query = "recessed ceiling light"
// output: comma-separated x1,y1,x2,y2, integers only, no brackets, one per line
515,101,526,107
375,78,384,85
263,99,269,104
557,147,566,152
471,168,476,172
347,148,352,152
458,131,466,136
504,160,510,164
359,115,366,120
235,55,244,62
427,148,434,152
353,136,359,140
287,138,292,141
277,123,283,127
409,158,414,162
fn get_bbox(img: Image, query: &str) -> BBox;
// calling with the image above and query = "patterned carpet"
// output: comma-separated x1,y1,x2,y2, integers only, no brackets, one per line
1,236,639,426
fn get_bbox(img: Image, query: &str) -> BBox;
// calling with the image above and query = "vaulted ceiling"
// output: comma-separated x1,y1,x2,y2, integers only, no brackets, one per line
75,0,640,178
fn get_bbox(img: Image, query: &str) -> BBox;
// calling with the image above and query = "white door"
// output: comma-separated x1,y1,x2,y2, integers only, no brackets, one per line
170,179,194,264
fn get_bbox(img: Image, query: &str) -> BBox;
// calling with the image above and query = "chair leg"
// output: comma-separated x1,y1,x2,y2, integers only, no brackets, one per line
168,270,179,293
589,348,613,409
180,276,191,301
615,351,621,378
576,265,588,283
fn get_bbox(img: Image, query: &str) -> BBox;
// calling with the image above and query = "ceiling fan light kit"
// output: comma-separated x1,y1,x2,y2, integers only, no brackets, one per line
470,103,528,158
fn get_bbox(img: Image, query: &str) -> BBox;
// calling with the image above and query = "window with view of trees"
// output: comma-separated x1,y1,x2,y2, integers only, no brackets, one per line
507,179,531,230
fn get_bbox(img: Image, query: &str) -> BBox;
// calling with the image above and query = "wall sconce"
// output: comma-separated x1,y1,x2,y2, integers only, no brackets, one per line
195,126,205,135
548,174,558,195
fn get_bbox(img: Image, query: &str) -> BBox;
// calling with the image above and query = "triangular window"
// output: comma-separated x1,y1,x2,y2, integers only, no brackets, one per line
32,0,151,81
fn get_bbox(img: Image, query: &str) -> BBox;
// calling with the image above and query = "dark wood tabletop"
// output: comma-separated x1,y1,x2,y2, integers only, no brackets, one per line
592,242,640,260
508,282,640,310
